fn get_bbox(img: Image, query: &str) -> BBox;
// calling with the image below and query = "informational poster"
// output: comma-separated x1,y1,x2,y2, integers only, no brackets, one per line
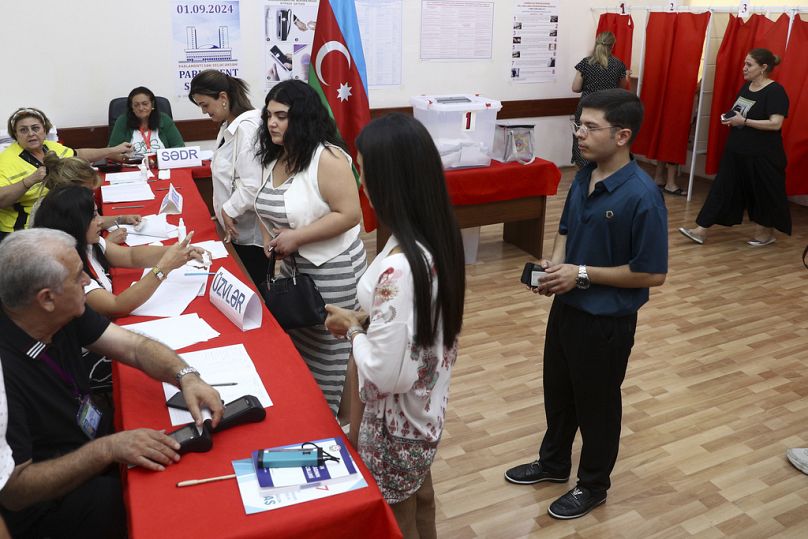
356,0,403,87
511,1,560,83
264,0,319,89
420,0,494,60
171,0,242,96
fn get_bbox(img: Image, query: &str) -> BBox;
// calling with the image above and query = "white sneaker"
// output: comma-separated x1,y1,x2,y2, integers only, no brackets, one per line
786,448,808,475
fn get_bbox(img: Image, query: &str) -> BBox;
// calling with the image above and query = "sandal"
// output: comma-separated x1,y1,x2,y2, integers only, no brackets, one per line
663,187,687,196
678,227,705,245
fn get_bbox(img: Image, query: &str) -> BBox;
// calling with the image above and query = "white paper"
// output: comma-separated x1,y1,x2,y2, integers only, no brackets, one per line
420,0,494,60
101,182,155,203
162,344,272,425
356,0,402,87
124,234,172,247
129,262,210,318
192,240,229,260
121,313,220,350
209,267,262,331
121,214,176,239
510,0,560,83
105,170,147,184
199,150,214,160
158,183,183,215
158,169,172,180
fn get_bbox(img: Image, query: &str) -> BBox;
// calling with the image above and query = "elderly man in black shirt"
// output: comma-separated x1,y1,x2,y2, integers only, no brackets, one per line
0,228,224,538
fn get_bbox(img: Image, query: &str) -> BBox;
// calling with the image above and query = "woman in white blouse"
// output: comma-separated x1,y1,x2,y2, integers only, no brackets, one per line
325,114,466,538
189,70,265,285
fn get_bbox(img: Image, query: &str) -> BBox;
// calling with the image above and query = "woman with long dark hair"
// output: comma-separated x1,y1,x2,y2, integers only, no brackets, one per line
325,113,465,537
189,70,265,285
108,86,184,151
679,48,790,246
254,80,365,416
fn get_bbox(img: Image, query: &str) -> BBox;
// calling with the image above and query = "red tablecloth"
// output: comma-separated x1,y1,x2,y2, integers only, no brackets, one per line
444,158,561,206
105,169,401,539
190,161,212,179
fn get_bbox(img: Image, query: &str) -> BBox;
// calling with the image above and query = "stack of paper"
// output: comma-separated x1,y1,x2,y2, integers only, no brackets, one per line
106,170,147,184
120,313,219,350
101,182,155,203
230,438,367,515
122,214,178,246
162,344,272,426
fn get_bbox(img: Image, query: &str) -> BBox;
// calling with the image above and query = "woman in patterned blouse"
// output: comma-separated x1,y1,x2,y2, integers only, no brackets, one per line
571,32,630,167
324,113,465,538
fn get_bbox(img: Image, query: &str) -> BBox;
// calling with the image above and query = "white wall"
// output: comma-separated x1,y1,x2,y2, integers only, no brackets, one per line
1,0,662,165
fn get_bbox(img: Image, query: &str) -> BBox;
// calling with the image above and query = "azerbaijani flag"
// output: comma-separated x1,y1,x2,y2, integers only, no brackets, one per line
308,0,376,231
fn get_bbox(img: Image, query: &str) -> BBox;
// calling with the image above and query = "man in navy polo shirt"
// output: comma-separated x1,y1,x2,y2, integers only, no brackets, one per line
505,89,668,519
0,228,224,537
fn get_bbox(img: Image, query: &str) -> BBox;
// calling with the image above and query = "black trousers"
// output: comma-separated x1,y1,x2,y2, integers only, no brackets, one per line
538,300,637,493
232,243,269,289
696,149,791,235
3,470,126,539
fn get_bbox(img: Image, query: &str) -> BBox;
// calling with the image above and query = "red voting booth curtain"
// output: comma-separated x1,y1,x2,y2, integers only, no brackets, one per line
596,13,634,68
781,16,808,196
633,12,710,164
704,14,789,174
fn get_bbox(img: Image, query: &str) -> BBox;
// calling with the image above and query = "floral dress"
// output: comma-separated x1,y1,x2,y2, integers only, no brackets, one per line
351,236,457,503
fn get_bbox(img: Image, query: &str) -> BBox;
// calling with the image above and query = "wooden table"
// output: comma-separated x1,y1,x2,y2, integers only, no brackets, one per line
376,158,561,258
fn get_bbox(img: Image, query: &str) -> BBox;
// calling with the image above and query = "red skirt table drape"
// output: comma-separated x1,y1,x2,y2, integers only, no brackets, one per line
633,12,711,164
705,14,789,174
597,13,634,68
780,16,808,196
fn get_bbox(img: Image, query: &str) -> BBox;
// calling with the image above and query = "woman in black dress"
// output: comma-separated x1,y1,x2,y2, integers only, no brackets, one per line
679,48,790,247
571,32,629,167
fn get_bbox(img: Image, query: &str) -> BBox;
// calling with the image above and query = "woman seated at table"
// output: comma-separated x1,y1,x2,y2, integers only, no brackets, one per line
325,113,465,537
0,107,132,239
32,185,203,318
254,79,366,416
108,86,184,153
29,152,141,244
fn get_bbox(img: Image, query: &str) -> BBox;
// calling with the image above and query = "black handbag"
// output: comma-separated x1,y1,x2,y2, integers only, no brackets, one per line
260,252,326,329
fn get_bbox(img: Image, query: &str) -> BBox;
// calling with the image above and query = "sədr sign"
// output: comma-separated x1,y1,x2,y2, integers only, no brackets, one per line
209,267,261,331
157,146,202,169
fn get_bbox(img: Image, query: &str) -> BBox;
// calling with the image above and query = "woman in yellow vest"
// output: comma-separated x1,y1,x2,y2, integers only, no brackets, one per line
0,107,133,239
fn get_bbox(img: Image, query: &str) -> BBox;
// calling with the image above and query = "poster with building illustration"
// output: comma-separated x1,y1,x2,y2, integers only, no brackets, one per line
172,0,242,96
264,0,318,90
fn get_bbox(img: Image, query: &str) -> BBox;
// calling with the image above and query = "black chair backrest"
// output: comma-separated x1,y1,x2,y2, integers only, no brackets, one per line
108,96,173,129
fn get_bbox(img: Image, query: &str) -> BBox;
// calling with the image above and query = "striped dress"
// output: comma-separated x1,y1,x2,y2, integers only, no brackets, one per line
255,177,366,414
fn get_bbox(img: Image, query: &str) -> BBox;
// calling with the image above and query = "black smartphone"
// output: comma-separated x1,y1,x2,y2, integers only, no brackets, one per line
721,110,737,121
520,262,547,288
166,391,189,411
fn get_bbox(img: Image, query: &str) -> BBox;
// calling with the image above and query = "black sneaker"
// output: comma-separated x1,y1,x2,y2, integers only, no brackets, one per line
548,486,607,519
504,460,569,485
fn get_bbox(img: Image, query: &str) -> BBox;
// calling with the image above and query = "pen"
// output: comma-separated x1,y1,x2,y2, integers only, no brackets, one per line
155,187,182,191
176,474,236,488
112,205,145,209
210,382,238,387
184,272,217,276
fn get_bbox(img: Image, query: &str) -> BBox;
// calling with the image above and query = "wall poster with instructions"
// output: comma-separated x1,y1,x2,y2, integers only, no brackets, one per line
510,0,560,83
264,0,319,90
172,0,243,96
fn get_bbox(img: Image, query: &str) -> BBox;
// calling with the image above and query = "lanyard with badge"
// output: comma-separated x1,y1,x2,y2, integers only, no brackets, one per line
139,127,152,151
39,350,102,439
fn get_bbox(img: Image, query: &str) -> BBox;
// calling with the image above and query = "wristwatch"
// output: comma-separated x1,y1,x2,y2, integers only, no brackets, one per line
346,325,366,343
150,266,166,281
576,265,591,290
175,366,200,386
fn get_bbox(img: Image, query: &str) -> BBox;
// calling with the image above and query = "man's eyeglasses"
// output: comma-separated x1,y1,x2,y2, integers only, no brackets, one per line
570,121,621,137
